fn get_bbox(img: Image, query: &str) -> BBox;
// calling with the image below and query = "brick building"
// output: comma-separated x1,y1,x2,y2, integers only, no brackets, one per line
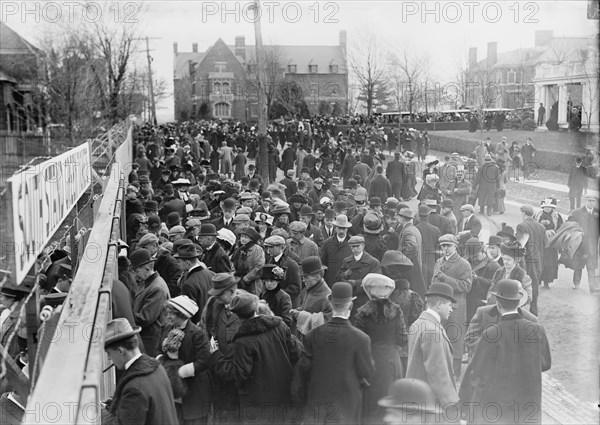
173,31,348,121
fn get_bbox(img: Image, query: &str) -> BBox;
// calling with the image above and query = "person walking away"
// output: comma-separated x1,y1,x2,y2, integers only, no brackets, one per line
567,157,589,210
534,198,563,289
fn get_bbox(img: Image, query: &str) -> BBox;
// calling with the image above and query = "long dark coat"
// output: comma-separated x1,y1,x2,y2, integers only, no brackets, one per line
155,251,183,297
336,252,382,316
281,147,296,172
473,161,500,208
133,272,170,357
459,314,547,424
363,233,387,260
267,250,302,307
534,210,563,283
355,299,407,425
292,318,375,425
397,222,426,297
209,315,298,424
180,265,215,323
102,355,178,425
386,159,404,198
158,321,212,420
202,242,232,273
466,256,501,323
232,152,247,181
369,174,392,200
516,217,547,282
321,234,353,286
415,218,441,290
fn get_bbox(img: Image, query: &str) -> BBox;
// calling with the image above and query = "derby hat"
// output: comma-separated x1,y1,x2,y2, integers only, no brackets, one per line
222,198,237,210
490,279,528,307
324,209,336,220
378,379,439,412
168,295,199,319
362,273,395,300
199,223,217,236
300,256,327,276
369,197,382,207
166,212,182,227
333,214,352,228
381,251,413,268
333,200,347,211
418,204,431,217
209,273,240,296
104,318,141,347
328,282,356,304
424,282,457,303
143,200,158,211
173,243,202,259
299,205,314,216
497,224,516,241
129,248,155,269
441,199,454,208
148,214,161,229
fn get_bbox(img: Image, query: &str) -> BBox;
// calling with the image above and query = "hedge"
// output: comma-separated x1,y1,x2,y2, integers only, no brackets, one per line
429,134,578,173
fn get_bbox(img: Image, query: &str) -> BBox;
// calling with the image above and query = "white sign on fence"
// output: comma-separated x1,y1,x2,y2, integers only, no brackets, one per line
8,142,92,284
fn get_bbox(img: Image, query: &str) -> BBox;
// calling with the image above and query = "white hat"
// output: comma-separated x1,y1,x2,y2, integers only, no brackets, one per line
168,295,199,319
217,228,236,246
362,273,395,300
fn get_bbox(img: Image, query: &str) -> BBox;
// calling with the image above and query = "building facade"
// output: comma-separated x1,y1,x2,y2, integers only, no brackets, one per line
173,31,348,121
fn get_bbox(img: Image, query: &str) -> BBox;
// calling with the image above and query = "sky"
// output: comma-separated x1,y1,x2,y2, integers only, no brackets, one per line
2,0,598,122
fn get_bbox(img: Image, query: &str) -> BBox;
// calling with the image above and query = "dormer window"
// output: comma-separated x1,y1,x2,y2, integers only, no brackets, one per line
330,64,338,73
288,64,297,73
309,65,318,73
214,62,226,73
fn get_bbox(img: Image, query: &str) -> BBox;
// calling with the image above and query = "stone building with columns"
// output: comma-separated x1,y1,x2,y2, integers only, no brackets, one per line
173,31,348,121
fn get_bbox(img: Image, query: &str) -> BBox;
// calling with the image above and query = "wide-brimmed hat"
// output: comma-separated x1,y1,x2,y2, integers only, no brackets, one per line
167,212,182,227
209,273,240,296
300,256,327,276
271,204,291,215
199,223,217,236
129,248,155,269
378,378,439,412
500,241,525,259
491,279,528,307
424,282,457,303
363,213,383,234
260,264,285,281
362,273,395,300
217,228,236,246
104,318,141,347
168,295,199,319
333,214,352,228
239,192,254,201
381,251,413,268
239,227,261,242
540,197,557,209
328,282,356,304
174,243,202,259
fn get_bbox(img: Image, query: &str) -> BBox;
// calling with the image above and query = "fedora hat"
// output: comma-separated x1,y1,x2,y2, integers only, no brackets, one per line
104,318,141,347
209,273,240,296
168,295,199,319
300,256,327,276
397,208,414,219
491,279,528,307
362,273,395,300
271,204,291,215
378,378,439,412
144,200,158,211
424,282,457,303
129,248,155,269
333,214,352,228
199,223,217,236
441,199,454,208
381,251,413,268
173,243,202,259
328,282,356,304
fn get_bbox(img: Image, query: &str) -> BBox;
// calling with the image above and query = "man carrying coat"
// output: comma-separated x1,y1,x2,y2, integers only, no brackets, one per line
431,234,472,379
292,282,375,425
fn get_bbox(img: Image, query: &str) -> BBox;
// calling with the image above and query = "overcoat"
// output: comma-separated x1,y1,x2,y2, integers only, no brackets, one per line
180,265,215,323
466,256,500,323
133,272,170,357
369,174,393,200
405,311,459,406
516,217,547,282
472,162,500,208
267,250,302,307
397,222,426,297
488,265,533,311
571,206,599,269
292,317,375,425
415,218,441,290
321,234,353,286
431,252,472,361
202,242,232,273
459,314,547,424
158,321,212,420
336,252,381,313
102,354,178,425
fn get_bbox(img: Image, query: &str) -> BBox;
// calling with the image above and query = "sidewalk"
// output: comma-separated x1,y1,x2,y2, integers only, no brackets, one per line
511,178,599,198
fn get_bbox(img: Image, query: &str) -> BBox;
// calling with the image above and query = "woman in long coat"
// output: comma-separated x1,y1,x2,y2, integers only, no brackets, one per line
232,147,247,181
534,198,563,288
231,228,265,295
267,145,280,183
472,157,500,215
355,274,407,425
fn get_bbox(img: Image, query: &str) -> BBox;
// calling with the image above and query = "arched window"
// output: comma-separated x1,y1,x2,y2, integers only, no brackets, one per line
213,82,221,94
214,102,230,117
222,82,230,94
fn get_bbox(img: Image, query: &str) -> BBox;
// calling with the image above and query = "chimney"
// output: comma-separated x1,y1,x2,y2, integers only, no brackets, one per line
535,30,553,47
339,30,347,52
173,42,178,54
468,47,477,70
192,43,198,53
487,42,497,68
235,36,246,61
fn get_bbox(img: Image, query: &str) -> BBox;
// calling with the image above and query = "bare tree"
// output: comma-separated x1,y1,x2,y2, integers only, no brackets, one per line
261,46,285,119
350,27,386,116
388,48,428,121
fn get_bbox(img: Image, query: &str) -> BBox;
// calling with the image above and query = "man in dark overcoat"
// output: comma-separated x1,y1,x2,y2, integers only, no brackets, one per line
386,152,404,199
321,215,353,286
265,235,302,306
198,224,232,273
472,155,500,216
174,242,215,322
292,282,375,425
463,237,501,323
415,205,441,291
369,165,393,201
516,204,547,315
102,318,178,425
567,157,589,210
396,208,426,297
570,195,599,293
459,279,549,424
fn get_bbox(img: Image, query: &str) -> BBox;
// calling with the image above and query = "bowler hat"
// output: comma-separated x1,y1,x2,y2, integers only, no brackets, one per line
299,205,314,216
199,223,217,236
222,198,236,210
333,200,347,211
167,212,182,227
144,200,158,211
104,318,141,347
441,199,454,208
328,282,356,304
324,209,336,220
378,378,439,412
148,214,161,229
497,224,516,241
129,248,155,269
491,279,524,302
209,273,240,296
424,282,457,303
369,197,382,207
173,243,202,259
230,292,258,319
168,295,199,319
418,205,431,217
333,214,352,228
488,235,503,246
300,256,327,276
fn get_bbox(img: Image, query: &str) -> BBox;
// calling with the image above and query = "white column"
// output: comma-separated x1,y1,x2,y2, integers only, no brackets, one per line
558,84,568,126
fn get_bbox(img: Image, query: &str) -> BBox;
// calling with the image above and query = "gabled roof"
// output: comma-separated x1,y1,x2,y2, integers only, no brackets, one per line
173,52,205,79
0,22,41,55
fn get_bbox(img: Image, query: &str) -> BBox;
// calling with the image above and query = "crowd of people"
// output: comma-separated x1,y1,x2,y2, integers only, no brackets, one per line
0,116,598,425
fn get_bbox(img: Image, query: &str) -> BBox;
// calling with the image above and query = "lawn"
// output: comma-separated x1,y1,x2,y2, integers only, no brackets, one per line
432,129,598,154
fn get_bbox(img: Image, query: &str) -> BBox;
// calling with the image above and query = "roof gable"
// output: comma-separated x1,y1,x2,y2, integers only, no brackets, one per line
0,22,41,55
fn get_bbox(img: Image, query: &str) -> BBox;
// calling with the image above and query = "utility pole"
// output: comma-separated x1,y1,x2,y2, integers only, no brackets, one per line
135,37,160,125
250,0,270,183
